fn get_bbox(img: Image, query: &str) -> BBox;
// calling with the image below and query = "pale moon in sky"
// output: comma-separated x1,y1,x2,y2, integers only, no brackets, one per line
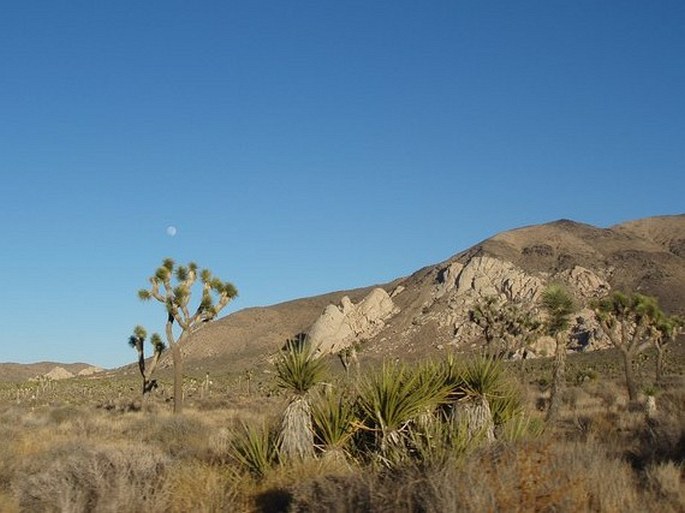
166,225,177,237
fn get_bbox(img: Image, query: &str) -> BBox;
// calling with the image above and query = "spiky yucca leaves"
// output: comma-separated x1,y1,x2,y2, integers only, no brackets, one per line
275,342,327,462
227,421,278,479
440,356,522,442
408,412,478,467
311,387,358,460
357,361,451,464
275,342,327,395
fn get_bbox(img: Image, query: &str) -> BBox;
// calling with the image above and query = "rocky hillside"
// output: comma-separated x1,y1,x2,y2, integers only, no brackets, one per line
167,214,684,374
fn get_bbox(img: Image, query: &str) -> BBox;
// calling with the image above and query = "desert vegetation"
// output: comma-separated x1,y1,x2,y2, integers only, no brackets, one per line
1,335,683,513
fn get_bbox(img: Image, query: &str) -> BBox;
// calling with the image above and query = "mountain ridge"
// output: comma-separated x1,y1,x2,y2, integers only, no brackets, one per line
171,213,685,374
2,214,683,379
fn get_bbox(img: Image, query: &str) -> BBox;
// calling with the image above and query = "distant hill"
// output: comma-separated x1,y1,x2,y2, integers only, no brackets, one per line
160,214,684,375
0,362,103,383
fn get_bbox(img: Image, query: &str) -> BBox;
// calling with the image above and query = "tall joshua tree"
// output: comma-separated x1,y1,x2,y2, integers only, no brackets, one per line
540,284,576,423
138,258,237,414
592,292,663,402
128,325,165,400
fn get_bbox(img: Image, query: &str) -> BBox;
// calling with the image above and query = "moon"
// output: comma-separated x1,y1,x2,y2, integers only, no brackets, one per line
166,225,177,237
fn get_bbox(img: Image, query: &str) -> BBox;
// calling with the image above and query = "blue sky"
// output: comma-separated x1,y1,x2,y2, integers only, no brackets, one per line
1,1,683,368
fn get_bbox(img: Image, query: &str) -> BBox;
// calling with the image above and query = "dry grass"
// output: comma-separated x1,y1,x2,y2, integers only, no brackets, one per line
0,355,683,513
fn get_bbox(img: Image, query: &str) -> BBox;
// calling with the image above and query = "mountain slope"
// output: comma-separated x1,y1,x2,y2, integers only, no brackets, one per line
173,214,684,374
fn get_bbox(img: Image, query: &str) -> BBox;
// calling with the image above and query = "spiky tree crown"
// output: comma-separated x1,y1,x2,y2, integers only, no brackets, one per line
137,258,238,332
127,326,165,354
541,284,576,336
593,292,662,327
150,333,166,353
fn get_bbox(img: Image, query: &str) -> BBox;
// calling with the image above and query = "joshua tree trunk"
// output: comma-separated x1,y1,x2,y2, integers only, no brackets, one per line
621,348,639,402
655,346,665,384
171,341,184,414
546,336,566,423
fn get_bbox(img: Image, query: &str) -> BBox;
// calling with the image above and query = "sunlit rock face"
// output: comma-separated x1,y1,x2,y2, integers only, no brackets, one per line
307,288,399,354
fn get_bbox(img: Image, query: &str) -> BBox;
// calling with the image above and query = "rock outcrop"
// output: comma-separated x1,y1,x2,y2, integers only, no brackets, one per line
307,288,399,354
77,366,104,376
43,367,75,380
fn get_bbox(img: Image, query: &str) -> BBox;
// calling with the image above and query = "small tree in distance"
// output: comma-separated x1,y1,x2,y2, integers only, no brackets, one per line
653,313,683,384
138,258,238,414
469,296,542,359
592,291,664,402
128,325,165,400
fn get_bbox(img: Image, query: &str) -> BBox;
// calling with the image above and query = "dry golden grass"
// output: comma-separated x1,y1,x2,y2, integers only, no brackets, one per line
0,358,683,513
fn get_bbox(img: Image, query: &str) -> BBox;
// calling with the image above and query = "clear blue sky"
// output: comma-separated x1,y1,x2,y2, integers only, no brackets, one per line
1,1,683,368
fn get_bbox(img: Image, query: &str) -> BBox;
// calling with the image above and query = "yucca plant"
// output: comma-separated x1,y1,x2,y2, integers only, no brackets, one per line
275,341,327,394
227,421,277,479
496,413,545,443
310,386,358,461
541,283,576,422
441,356,518,442
408,412,476,466
274,341,328,462
357,361,450,465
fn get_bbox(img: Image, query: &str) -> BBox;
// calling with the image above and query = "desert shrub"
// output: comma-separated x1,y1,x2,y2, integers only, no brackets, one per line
140,412,212,458
645,461,685,511
561,386,581,410
286,437,648,513
0,423,19,492
14,441,170,513
228,421,278,479
629,408,685,468
357,361,450,464
446,439,641,513
574,368,599,385
496,413,545,443
289,473,372,513
164,461,241,513
310,386,358,458
208,427,233,461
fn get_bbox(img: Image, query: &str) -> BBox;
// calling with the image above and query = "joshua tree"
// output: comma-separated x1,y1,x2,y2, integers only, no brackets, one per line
128,325,165,400
592,292,664,401
653,314,683,383
274,340,327,461
338,344,360,379
540,284,576,423
469,296,542,359
138,258,238,414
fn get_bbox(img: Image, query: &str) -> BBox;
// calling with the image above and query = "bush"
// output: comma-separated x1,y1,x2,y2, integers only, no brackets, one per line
14,442,170,513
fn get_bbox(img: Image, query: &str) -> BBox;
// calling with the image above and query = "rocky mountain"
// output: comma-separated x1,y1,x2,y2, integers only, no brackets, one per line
168,214,684,374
